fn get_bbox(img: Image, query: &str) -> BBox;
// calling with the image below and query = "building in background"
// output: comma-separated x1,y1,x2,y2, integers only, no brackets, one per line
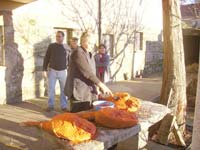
181,2,200,66
0,0,164,103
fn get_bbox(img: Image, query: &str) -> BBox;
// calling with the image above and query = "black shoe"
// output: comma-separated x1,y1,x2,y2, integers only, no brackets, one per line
61,108,68,112
46,107,54,112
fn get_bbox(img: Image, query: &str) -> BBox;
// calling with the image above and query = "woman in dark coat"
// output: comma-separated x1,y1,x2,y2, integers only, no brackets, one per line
95,44,110,83
64,32,112,112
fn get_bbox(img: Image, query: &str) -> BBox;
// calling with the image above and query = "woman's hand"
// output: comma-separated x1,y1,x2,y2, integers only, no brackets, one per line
98,82,113,96
43,71,48,78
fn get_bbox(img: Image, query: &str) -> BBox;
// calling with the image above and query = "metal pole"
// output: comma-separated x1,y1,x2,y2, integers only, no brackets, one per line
98,0,102,45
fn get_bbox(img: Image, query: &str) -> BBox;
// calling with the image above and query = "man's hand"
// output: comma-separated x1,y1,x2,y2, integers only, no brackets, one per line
43,71,48,78
98,82,113,96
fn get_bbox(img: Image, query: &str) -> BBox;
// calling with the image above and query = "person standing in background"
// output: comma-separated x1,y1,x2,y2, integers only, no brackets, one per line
94,44,110,83
70,37,79,52
43,31,69,112
68,37,79,62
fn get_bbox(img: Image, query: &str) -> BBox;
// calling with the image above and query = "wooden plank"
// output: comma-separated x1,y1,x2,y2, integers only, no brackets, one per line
157,114,175,145
172,121,186,146
157,114,186,146
183,28,200,36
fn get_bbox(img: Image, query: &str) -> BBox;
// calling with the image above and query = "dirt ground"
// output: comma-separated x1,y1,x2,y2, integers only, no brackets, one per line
0,75,194,150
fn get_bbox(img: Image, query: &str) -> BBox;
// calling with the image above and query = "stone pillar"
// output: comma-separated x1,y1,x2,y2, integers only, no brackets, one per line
0,10,24,104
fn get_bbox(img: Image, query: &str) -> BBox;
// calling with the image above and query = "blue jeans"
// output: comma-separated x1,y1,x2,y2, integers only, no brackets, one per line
48,68,67,109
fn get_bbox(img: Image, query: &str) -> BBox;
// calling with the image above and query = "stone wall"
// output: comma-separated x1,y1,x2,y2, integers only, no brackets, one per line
143,30,163,76
0,10,51,104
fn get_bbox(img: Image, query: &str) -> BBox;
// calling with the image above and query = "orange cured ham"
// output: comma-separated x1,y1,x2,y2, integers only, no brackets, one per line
124,97,141,112
76,111,96,121
95,107,138,128
101,92,130,102
23,113,96,144
100,92,141,112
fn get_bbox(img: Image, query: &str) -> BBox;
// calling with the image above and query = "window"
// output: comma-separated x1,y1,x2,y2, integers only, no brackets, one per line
102,34,114,57
134,32,143,51
0,25,4,66
54,27,81,45
140,32,143,50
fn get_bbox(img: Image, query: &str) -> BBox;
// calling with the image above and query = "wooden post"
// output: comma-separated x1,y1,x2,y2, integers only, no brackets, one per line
160,0,187,136
191,45,200,150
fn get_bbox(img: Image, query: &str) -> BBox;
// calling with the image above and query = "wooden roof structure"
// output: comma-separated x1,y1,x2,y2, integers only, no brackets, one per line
0,0,36,10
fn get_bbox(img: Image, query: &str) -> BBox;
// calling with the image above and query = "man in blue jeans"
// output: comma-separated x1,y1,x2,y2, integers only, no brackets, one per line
43,31,69,112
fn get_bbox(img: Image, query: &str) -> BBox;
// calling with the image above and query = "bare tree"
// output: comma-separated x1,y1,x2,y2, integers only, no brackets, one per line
59,0,145,80
59,0,98,32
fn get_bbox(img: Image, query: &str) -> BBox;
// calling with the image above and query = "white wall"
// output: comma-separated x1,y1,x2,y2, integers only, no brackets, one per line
0,67,6,104
12,0,164,89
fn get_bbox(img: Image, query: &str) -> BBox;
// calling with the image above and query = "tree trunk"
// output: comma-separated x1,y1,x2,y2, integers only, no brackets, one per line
191,52,200,150
160,0,187,134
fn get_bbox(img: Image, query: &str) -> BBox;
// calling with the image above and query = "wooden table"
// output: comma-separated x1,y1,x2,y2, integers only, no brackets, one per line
44,101,170,150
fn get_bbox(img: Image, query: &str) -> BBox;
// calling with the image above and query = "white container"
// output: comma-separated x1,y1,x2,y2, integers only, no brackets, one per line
93,100,114,110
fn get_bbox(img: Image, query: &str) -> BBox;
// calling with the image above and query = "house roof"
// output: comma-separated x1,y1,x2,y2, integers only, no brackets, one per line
181,3,200,20
0,0,36,10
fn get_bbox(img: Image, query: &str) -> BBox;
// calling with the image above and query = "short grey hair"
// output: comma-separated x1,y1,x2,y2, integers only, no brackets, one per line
80,32,90,45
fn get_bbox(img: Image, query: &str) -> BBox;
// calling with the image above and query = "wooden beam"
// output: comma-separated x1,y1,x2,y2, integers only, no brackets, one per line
183,29,200,36
9,0,36,4
157,114,176,145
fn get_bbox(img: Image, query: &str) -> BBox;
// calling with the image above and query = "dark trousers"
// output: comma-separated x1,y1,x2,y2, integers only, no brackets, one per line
69,98,93,113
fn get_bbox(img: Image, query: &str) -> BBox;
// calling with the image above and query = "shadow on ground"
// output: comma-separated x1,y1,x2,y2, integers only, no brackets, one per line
0,103,63,150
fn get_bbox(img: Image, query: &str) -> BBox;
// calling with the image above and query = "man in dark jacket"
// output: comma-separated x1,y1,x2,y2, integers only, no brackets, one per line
43,31,69,112
64,32,112,112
